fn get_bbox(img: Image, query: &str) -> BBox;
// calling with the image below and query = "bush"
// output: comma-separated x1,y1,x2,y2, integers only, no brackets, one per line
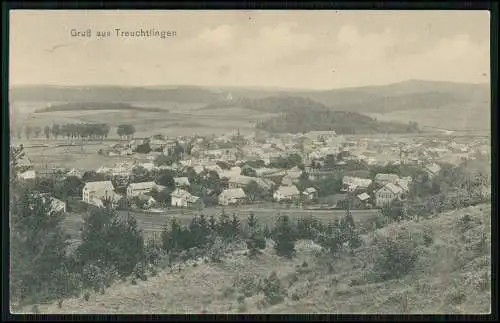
372,230,420,282
423,229,434,247
261,271,285,305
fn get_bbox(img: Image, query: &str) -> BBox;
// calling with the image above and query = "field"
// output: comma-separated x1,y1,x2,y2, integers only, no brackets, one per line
11,100,277,140
25,203,491,314
61,205,379,242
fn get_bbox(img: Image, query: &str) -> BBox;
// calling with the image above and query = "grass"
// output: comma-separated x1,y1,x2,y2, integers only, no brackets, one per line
18,203,491,314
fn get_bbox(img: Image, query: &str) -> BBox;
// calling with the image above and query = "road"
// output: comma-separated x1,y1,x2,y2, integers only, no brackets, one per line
61,206,379,240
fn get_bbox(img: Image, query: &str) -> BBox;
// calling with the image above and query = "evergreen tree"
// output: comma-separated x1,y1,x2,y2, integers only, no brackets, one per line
10,184,69,303
217,209,232,239
247,212,258,234
208,214,218,233
272,215,296,258
230,213,241,238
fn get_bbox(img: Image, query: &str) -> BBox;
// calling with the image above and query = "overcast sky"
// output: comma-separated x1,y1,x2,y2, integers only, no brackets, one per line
10,10,490,89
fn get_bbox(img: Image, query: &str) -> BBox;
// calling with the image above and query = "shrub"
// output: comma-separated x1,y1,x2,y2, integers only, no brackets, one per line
372,230,420,281
422,228,434,247
83,291,90,301
237,295,245,303
446,287,466,305
301,261,309,268
261,271,285,305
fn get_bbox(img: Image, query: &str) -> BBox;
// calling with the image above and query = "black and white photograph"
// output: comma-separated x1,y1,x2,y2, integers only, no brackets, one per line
8,10,491,314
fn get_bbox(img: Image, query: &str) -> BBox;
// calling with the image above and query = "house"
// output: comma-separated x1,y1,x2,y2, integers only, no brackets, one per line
396,176,412,193
375,183,405,207
174,177,191,189
280,176,294,186
218,188,247,206
356,192,371,208
17,170,36,180
424,163,441,179
342,176,372,193
67,168,84,179
50,197,67,213
82,181,115,205
171,189,202,208
302,187,318,200
274,185,301,202
374,173,400,187
127,181,157,197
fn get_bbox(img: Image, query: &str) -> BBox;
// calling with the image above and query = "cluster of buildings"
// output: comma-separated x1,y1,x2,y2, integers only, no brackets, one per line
14,128,490,213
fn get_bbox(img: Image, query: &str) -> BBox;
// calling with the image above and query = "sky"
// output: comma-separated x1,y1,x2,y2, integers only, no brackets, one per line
10,10,490,90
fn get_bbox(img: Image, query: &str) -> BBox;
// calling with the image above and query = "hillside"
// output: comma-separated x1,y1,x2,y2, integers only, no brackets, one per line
9,85,225,104
249,97,419,134
215,80,490,130
34,102,167,113
19,203,491,314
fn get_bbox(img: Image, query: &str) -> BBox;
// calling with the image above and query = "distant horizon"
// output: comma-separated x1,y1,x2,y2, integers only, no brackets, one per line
8,78,491,92
10,11,489,89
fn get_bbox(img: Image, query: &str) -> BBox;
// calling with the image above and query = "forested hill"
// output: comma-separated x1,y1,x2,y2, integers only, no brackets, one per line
241,96,420,134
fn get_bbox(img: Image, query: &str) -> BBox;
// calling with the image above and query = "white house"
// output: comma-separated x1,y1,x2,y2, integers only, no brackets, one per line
374,173,400,187
274,185,301,202
218,188,247,206
171,189,201,208
424,163,441,179
82,181,115,204
342,176,372,192
302,187,318,200
127,181,157,198
17,170,36,180
375,183,404,207
174,177,191,189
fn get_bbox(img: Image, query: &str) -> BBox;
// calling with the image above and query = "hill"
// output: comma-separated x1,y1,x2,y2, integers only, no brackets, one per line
34,102,167,113
20,203,491,314
213,80,490,130
9,85,225,104
245,97,419,134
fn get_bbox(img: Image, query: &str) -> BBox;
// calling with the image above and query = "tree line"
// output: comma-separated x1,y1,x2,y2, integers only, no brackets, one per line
14,123,138,141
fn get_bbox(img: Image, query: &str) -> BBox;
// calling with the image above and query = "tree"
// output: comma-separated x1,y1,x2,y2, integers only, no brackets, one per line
44,125,51,140
77,208,144,277
16,126,23,139
82,171,107,182
217,210,232,239
272,215,296,258
247,213,258,234
244,180,265,201
135,142,152,154
131,166,151,183
10,185,69,303
241,167,257,177
24,126,32,139
216,161,231,170
33,126,42,138
230,213,241,238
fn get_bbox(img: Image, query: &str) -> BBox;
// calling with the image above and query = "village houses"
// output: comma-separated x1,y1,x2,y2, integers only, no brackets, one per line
302,187,318,201
82,181,119,207
170,188,202,208
174,177,191,189
127,181,157,198
274,185,301,202
218,188,247,206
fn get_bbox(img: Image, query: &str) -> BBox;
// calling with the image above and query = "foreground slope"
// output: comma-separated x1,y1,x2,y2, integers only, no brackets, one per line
21,203,491,314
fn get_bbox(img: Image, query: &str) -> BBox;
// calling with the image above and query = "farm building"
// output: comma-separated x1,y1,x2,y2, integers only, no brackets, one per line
302,187,318,200
171,189,202,208
218,188,247,206
127,181,157,198
273,185,300,202
82,181,116,205
375,183,405,207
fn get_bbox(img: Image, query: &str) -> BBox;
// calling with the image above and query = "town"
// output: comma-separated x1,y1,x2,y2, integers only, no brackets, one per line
14,126,491,224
